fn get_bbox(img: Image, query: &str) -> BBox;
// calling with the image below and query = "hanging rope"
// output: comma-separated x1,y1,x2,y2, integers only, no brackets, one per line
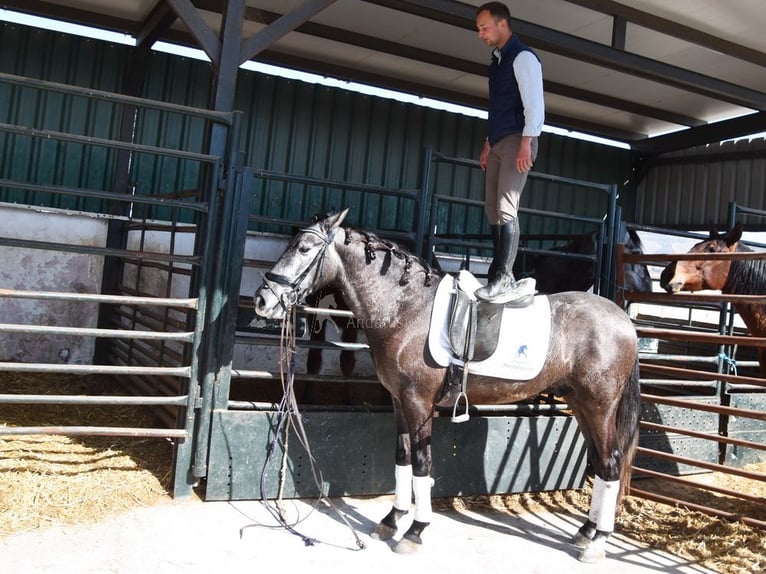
254,301,366,550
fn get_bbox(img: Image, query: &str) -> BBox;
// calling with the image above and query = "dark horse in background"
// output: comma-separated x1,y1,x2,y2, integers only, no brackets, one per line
525,228,652,294
254,210,640,562
660,223,766,376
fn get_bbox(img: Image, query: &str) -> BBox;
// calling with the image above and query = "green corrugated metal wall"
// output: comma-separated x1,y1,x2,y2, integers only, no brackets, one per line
0,23,632,237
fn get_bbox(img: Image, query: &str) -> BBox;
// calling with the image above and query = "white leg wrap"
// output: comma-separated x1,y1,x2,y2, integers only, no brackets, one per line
588,476,620,532
393,464,413,510
412,475,434,523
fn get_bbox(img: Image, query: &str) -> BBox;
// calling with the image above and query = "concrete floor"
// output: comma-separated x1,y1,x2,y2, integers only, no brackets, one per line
0,495,715,574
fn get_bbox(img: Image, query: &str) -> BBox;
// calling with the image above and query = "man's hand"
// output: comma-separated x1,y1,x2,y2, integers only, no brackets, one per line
480,139,490,171
516,136,533,172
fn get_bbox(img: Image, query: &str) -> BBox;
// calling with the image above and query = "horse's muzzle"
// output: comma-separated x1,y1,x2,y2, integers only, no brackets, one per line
253,285,286,320
661,280,682,293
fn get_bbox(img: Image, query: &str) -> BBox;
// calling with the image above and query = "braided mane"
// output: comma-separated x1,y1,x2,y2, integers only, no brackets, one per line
343,227,440,287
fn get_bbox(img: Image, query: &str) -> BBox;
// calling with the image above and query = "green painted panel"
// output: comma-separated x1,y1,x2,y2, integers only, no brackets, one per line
205,409,587,501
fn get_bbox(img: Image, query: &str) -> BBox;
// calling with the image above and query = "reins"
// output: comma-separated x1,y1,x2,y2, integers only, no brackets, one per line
255,248,366,551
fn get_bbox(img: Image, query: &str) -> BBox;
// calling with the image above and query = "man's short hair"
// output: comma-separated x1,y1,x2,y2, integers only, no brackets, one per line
477,2,511,24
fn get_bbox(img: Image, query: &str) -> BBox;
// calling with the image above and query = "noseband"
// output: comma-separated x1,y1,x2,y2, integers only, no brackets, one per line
262,226,336,310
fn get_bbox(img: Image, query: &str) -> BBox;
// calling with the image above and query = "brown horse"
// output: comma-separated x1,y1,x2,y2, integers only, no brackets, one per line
660,223,766,375
253,210,640,562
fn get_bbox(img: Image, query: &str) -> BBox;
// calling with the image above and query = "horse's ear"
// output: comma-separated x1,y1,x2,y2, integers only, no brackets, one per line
323,208,349,231
707,221,721,239
725,223,743,246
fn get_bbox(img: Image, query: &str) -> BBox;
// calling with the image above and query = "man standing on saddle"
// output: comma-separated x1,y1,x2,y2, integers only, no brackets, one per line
474,2,544,304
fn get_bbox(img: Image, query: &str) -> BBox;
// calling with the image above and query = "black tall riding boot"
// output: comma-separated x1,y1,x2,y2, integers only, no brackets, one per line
485,224,502,282
475,219,535,304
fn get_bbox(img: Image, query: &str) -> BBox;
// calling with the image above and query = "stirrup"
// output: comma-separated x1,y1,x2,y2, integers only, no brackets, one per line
451,391,470,423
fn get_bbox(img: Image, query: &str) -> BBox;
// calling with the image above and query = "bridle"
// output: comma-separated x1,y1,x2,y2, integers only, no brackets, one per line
261,226,337,311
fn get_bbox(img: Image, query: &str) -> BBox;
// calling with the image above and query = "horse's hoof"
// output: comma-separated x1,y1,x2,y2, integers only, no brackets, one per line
571,519,597,548
370,522,397,541
578,538,607,563
393,535,422,555
571,531,592,548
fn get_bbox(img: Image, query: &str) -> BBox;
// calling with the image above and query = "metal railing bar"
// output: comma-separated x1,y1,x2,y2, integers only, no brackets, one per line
0,178,209,212
0,394,188,406
298,305,355,318
251,168,420,200
636,326,766,347
624,251,766,263
0,323,194,342
0,426,188,438
642,393,766,420
636,447,766,481
640,420,766,452
626,291,766,305
0,289,198,308
640,364,766,389
632,467,766,505
0,122,220,164
227,400,571,415
233,335,370,352
0,71,234,124
639,379,718,388
638,353,722,364
0,237,202,266
226,401,392,412
229,370,379,385
0,363,191,376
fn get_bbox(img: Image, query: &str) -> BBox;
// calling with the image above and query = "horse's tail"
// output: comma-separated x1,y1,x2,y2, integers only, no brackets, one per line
616,358,641,503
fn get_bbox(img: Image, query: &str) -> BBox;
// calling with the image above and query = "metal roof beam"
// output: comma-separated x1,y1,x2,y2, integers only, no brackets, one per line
166,0,220,64
631,111,766,156
239,0,338,64
134,2,177,51
563,0,766,69
366,0,766,111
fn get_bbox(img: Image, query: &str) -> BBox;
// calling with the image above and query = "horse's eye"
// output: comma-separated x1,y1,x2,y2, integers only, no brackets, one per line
298,243,312,254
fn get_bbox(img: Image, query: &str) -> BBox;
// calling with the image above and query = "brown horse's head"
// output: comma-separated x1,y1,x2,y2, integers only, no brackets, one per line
659,223,743,293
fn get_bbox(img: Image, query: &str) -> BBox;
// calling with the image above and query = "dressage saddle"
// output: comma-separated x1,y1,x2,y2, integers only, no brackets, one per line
438,274,533,421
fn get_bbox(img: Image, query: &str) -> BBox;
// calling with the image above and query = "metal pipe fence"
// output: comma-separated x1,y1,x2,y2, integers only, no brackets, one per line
616,222,766,528
0,71,243,497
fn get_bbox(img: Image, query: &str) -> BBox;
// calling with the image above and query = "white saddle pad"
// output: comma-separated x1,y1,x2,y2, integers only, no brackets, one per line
428,270,551,380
